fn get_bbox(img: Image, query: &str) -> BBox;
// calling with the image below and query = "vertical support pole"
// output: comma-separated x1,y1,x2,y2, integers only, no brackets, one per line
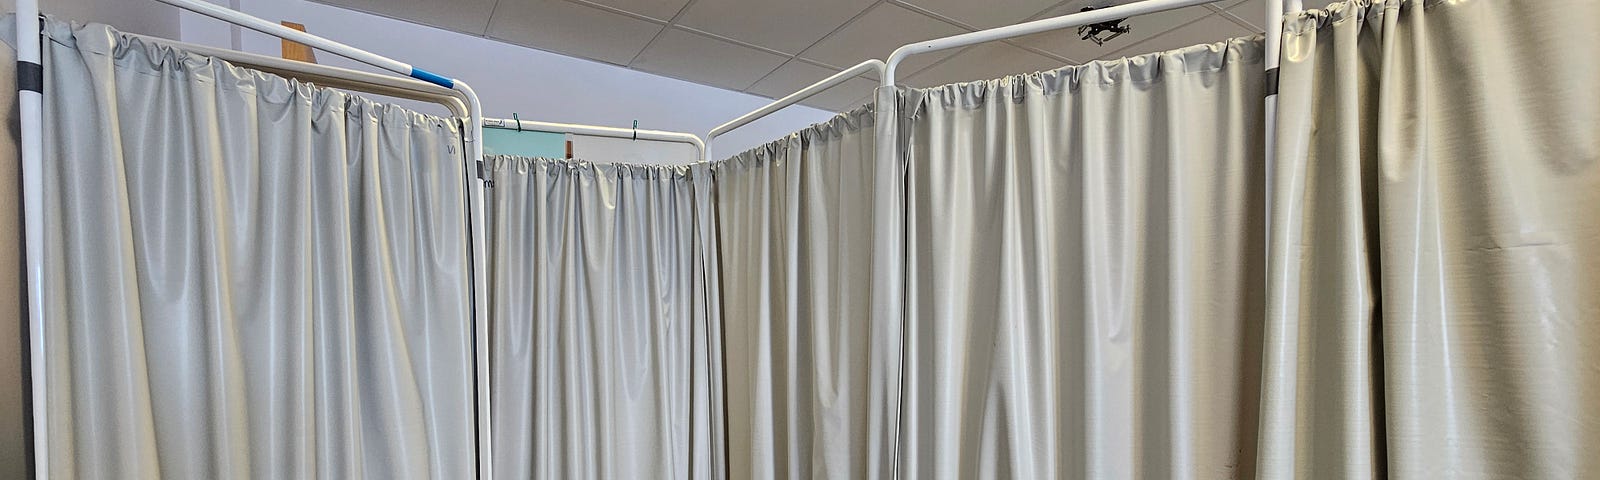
1264,0,1286,295
15,0,47,477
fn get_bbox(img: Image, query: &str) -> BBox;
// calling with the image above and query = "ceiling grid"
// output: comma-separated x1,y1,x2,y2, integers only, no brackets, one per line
313,0,1263,111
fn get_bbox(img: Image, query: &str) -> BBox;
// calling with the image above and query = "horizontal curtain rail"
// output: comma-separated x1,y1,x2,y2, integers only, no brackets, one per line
883,0,1228,87
704,59,883,163
484,118,706,163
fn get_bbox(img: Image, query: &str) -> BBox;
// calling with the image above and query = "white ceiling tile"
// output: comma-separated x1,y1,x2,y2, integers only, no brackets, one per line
577,0,693,21
676,0,876,54
632,28,791,91
747,61,840,98
310,0,499,34
750,61,877,112
801,3,968,79
796,77,878,111
1014,1,1212,62
1103,13,1252,58
487,0,665,65
903,43,1066,87
900,0,1061,29
1224,0,1269,31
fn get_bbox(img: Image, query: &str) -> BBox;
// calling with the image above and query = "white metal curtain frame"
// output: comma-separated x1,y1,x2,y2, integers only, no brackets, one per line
703,0,1298,164
12,0,496,477
700,0,1302,473
13,0,1307,477
120,33,473,118
484,117,707,163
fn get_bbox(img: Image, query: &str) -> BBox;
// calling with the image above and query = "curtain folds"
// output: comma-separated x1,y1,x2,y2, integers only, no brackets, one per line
709,104,904,480
39,19,475,479
32,1,1600,477
486,156,715,479
898,37,1268,478
1263,0,1600,478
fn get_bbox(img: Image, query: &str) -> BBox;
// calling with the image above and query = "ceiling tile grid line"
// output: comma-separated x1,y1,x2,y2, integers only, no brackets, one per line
622,0,702,66
1215,9,1261,31
882,0,1083,67
1104,11,1219,57
727,0,890,103
484,0,504,35
1103,11,1252,58
999,0,1092,65
561,0,671,26
314,0,1265,110
1202,0,1263,30
670,24,812,59
739,0,889,89
1005,39,1077,65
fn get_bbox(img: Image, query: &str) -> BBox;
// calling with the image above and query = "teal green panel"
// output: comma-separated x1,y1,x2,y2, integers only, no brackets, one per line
483,128,565,158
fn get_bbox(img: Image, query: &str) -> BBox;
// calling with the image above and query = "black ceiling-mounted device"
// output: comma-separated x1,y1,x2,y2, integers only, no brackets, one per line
1076,6,1132,46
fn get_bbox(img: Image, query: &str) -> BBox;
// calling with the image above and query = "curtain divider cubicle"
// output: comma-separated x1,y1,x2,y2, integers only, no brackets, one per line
13,0,1306,476
697,0,1296,476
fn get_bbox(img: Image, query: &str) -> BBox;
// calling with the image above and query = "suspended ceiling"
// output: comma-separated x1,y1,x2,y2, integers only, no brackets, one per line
312,0,1266,111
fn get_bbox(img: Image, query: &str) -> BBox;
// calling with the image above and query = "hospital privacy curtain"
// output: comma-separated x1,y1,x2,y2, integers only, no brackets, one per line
485,156,717,479
1262,0,1600,477
37,19,476,479
710,104,904,480
898,37,1268,478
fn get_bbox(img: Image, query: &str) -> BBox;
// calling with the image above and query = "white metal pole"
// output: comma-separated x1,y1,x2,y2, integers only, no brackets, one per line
454,81,491,480
15,0,47,476
1265,0,1286,338
154,0,410,74
486,118,706,163
705,59,883,162
882,0,1225,87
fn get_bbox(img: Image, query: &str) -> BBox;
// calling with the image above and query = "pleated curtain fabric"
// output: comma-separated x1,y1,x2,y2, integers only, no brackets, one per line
1262,0,1600,478
38,20,476,479
709,104,904,480
486,156,717,479
897,38,1268,478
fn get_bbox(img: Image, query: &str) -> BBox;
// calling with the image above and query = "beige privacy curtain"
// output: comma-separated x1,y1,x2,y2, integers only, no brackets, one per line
1263,0,1600,478
38,20,476,479
710,104,903,479
486,156,716,479
899,38,1267,478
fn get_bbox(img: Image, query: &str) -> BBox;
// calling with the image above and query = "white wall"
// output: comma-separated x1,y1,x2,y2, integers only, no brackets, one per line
175,0,834,160
43,0,182,37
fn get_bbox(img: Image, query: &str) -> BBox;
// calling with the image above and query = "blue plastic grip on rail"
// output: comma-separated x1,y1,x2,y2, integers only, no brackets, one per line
409,67,455,88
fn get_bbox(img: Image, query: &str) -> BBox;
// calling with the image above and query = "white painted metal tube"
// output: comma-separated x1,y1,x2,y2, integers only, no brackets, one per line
882,0,1225,87
705,59,883,162
122,32,471,118
486,118,707,164
154,0,412,75
1264,0,1286,323
15,0,47,477
454,80,491,480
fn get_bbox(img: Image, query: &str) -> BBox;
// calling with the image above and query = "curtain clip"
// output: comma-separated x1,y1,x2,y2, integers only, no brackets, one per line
512,113,523,132
633,120,638,141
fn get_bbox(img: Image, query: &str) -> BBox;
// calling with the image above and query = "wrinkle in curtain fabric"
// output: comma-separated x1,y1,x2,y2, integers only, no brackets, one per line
486,156,715,479
710,104,903,480
899,38,1267,479
1263,0,1600,478
37,20,475,479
